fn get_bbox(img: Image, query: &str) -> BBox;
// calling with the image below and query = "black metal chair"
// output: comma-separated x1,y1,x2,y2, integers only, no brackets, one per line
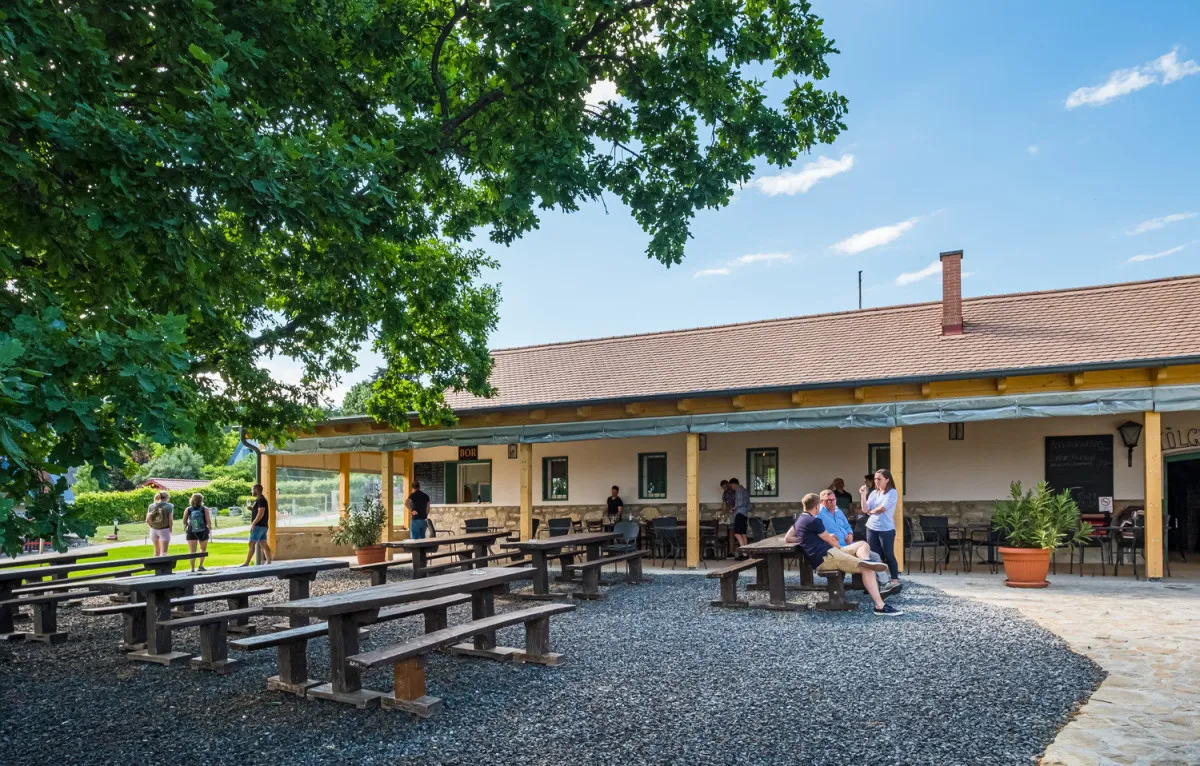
547,517,572,537
463,517,489,534
1114,522,1145,579
906,516,945,574
1070,514,1111,576
920,515,970,573
699,523,724,562
969,525,1006,574
770,515,794,536
605,521,641,575
747,517,767,543
853,515,868,545
651,517,682,568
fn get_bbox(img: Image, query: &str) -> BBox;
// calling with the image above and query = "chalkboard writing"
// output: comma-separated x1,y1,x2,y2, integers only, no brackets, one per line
1044,435,1114,513
413,461,445,505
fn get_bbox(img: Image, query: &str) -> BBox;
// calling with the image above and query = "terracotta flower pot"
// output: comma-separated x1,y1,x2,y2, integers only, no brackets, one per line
354,544,386,565
998,546,1051,588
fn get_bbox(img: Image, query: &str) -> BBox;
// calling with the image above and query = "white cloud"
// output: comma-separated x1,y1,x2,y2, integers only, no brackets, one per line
1066,47,1200,108
832,216,921,255
734,252,792,265
1125,212,1196,236
895,260,942,287
585,80,621,108
751,154,855,196
1027,144,1040,155
694,267,732,278
1127,242,1192,264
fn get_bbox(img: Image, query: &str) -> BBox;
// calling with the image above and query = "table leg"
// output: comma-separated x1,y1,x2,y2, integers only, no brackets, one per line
471,542,489,569
128,588,190,665
450,585,519,661
748,559,769,591
558,551,577,582
412,548,428,579
0,581,18,640
524,550,553,599
309,612,382,708
280,574,316,629
761,554,804,611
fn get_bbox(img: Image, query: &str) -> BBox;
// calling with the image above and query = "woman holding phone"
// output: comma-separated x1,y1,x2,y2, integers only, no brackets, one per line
860,468,901,592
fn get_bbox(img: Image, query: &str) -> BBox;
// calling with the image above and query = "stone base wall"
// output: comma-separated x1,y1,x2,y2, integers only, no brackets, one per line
274,528,355,560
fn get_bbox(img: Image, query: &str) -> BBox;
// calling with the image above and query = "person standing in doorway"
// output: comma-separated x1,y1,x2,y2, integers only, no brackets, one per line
829,478,854,517
145,491,174,556
606,486,625,524
240,484,274,567
860,469,901,592
184,493,212,572
408,481,431,539
729,477,752,557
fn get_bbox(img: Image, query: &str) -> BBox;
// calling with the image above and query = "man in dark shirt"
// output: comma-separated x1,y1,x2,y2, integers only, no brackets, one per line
606,486,624,522
407,481,432,539
785,493,900,616
240,483,274,566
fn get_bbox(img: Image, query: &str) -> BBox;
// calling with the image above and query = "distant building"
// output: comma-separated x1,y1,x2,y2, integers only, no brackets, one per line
139,477,211,493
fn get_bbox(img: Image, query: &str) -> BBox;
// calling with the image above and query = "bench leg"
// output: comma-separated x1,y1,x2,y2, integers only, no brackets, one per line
172,584,198,617
0,582,18,640
711,573,750,608
423,607,448,634
625,555,648,585
815,571,856,611
309,614,382,708
516,615,563,666
122,609,148,652
191,622,240,673
267,639,320,697
29,602,68,644
369,569,387,587
226,596,256,635
556,553,577,582
381,657,442,717
799,558,815,588
449,587,519,662
572,567,603,600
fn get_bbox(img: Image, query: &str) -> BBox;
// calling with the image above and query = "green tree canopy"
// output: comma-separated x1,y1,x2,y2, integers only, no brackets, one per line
0,0,846,554
135,445,206,482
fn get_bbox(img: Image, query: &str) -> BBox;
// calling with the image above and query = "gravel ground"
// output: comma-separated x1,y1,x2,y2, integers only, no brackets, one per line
0,568,1103,766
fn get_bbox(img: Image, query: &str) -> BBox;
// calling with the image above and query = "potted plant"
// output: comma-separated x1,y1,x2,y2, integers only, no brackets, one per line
991,481,1092,588
330,493,386,565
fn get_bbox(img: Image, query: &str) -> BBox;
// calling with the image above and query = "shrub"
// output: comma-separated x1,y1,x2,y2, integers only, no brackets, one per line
74,488,161,525
133,445,205,482
202,477,252,508
200,455,257,482
329,494,384,548
991,481,1092,550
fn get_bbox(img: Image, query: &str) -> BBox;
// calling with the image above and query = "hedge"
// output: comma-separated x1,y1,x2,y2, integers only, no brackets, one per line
74,478,252,525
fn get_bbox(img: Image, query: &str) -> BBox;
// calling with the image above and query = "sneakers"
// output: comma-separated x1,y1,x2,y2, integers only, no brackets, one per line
880,581,903,599
873,604,903,616
863,561,889,573
197,566,207,572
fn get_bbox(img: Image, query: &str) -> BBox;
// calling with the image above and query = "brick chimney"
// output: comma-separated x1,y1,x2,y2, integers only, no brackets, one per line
940,250,963,335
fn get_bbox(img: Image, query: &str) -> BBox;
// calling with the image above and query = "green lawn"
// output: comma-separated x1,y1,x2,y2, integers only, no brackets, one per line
95,516,249,543
67,542,253,576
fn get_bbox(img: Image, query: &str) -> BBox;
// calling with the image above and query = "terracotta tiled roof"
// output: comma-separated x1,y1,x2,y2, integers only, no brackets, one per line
445,275,1200,411
139,477,212,492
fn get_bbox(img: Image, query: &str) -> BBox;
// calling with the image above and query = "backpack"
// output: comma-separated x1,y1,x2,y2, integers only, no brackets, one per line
147,501,172,530
186,506,208,533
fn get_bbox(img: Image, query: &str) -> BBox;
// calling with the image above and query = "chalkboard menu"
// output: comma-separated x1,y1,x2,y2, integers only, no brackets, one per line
1044,435,1114,513
413,461,445,505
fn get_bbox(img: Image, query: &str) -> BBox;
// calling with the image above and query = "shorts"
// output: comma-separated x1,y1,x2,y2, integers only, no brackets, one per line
249,526,269,543
819,547,867,575
410,518,428,540
149,527,171,543
732,514,748,535
186,530,210,542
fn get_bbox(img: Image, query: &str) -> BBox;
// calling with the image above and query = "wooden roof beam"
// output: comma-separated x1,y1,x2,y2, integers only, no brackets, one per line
676,399,694,413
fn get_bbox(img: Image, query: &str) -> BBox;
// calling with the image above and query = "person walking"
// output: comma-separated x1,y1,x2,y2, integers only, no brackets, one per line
145,491,174,556
860,468,901,592
407,481,431,539
240,483,274,567
729,477,752,557
183,493,212,572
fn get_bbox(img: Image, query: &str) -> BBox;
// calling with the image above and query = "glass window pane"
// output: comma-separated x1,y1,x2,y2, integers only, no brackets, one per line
458,462,491,503
544,457,568,500
748,449,778,497
640,453,667,499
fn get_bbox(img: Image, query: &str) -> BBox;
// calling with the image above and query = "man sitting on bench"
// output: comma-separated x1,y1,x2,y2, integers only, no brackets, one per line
785,493,902,617
818,490,895,596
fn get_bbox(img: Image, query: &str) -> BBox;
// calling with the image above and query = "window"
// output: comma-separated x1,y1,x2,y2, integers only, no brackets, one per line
432,460,492,504
867,443,906,495
638,452,667,499
542,457,568,501
746,448,779,497
948,422,965,441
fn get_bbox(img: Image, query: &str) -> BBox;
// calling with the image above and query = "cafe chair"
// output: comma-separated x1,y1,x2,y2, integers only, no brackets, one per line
747,517,766,543
1070,513,1111,576
770,516,794,536
547,517,573,537
650,517,682,569
605,521,641,575
463,518,489,534
920,515,970,573
906,517,945,574
699,523,724,563
1113,521,1145,580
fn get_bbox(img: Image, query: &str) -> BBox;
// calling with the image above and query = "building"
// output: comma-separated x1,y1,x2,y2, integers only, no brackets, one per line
138,477,212,493
262,251,1200,578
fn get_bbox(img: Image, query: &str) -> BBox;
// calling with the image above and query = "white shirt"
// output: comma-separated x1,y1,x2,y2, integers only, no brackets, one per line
865,488,897,532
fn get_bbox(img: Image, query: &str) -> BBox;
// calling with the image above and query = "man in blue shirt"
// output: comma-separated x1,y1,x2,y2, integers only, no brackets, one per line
785,493,901,616
818,490,891,590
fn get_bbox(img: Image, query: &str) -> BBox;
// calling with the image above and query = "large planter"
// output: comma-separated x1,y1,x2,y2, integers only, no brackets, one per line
999,546,1051,588
354,544,386,565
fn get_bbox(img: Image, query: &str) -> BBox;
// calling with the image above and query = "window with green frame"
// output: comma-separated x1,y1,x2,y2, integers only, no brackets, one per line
867,443,906,495
441,460,492,503
542,456,568,501
746,448,779,497
638,452,667,499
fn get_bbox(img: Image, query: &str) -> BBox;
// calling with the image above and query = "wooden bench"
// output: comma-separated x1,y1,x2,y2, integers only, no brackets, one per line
230,593,472,697
13,568,144,596
170,586,274,630
83,586,274,650
813,568,857,611
1,589,103,643
421,551,527,577
705,558,763,608
348,559,411,587
159,607,264,673
562,551,647,600
347,603,575,717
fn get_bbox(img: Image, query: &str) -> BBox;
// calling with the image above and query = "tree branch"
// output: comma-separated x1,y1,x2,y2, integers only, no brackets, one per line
432,1,472,120
572,0,662,53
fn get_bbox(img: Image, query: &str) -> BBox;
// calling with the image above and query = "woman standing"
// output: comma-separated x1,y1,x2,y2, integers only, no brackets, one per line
860,469,901,592
183,493,212,572
145,491,175,556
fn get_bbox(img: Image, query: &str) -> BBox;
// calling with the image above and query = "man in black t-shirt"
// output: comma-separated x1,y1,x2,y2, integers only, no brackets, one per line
407,481,432,539
606,486,624,522
240,483,275,566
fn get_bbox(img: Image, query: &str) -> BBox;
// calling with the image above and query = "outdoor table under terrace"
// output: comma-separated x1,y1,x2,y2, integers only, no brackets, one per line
0,550,108,570
736,534,811,611
386,530,514,578
503,532,618,598
0,552,205,640
89,559,347,665
261,566,536,707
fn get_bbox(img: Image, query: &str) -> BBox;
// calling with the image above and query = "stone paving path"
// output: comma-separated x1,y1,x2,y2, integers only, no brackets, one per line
909,572,1200,766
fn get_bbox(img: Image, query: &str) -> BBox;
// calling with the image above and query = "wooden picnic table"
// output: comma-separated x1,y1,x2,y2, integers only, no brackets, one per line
503,532,618,598
0,550,108,570
0,552,205,640
736,534,810,611
262,566,535,707
385,530,513,578
90,559,348,665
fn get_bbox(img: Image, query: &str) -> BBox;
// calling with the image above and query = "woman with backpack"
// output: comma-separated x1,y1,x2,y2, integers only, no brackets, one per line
184,493,212,572
145,491,175,556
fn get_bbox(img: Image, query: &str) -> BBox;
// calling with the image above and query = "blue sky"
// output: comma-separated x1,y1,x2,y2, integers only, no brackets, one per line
322,1,1200,401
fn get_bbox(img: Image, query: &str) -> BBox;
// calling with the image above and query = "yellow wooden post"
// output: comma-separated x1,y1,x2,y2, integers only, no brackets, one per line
264,453,278,553
890,426,905,572
338,452,351,519
519,443,534,540
686,432,700,568
398,449,414,536
1144,411,1163,580
379,452,394,545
